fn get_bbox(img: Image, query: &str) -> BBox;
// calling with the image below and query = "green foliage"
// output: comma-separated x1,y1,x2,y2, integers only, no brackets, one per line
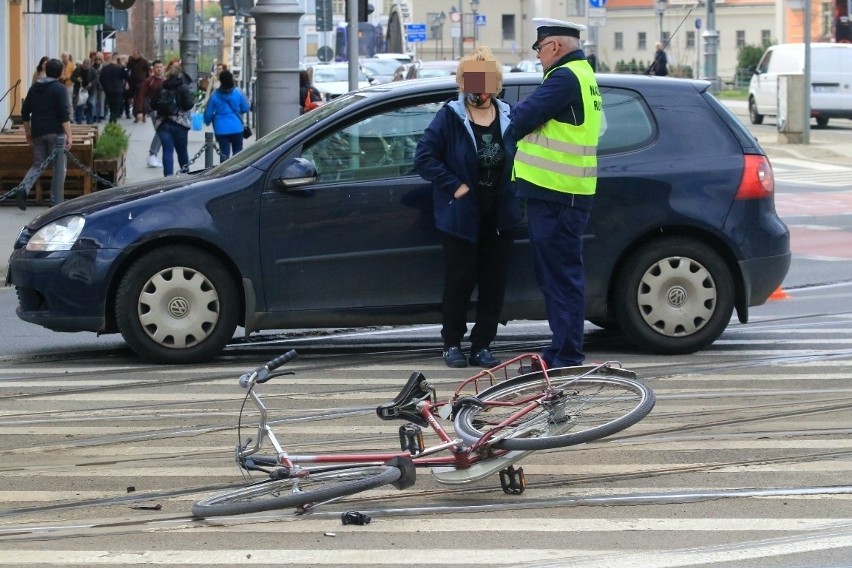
615,59,651,74
737,40,772,77
93,123,129,160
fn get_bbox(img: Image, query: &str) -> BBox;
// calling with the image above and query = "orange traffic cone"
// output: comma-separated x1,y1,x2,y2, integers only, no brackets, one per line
769,287,788,301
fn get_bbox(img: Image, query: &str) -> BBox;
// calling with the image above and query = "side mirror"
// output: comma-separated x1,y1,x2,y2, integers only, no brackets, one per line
274,157,318,196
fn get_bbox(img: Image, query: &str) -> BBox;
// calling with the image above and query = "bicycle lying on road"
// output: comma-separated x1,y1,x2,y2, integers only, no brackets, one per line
192,350,655,518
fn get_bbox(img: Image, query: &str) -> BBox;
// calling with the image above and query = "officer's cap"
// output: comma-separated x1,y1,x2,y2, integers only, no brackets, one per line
531,18,586,50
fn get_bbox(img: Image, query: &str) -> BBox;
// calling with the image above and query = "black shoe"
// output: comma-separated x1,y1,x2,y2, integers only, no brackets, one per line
15,188,27,211
442,346,468,368
469,348,501,368
518,358,544,375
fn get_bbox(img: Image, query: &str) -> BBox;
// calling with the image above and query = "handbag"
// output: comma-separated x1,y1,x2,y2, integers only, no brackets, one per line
224,93,252,139
76,88,89,107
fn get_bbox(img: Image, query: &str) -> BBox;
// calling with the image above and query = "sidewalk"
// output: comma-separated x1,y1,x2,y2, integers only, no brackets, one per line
2,102,852,280
0,117,249,280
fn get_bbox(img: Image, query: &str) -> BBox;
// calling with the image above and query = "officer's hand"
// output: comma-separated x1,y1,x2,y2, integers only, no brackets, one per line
454,184,470,199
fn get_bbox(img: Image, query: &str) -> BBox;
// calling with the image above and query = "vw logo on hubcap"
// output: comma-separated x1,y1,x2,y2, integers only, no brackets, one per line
168,297,190,318
667,286,688,307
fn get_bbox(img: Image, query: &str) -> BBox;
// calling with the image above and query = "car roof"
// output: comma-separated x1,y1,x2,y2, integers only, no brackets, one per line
356,72,710,97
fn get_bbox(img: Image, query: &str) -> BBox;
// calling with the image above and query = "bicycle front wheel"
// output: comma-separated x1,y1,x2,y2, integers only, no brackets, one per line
192,465,401,518
454,367,655,451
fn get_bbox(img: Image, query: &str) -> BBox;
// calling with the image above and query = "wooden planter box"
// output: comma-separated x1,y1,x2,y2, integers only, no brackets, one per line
94,152,126,190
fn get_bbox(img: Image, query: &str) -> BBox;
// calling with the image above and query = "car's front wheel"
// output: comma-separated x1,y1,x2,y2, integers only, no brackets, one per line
613,237,734,354
115,247,239,363
748,97,764,125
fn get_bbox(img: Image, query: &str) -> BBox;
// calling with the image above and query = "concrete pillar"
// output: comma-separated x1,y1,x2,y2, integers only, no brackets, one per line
251,0,304,138
777,74,804,144
180,0,200,85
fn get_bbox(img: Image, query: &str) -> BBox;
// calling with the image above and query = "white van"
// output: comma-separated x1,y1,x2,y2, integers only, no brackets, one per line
748,43,852,127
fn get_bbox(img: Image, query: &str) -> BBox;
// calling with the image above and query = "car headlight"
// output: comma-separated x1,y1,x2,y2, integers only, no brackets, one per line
26,215,86,252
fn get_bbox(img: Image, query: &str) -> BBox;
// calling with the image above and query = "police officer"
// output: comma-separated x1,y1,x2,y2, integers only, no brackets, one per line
510,18,603,369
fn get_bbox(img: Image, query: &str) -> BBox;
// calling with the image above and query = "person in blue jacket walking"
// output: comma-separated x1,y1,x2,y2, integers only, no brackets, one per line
414,47,521,369
203,70,250,161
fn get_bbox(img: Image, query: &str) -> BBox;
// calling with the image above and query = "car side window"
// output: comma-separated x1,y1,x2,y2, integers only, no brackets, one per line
517,85,654,155
303,101,444,183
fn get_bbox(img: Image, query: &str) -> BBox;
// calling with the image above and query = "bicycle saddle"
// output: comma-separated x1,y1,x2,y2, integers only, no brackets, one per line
376,371,432,427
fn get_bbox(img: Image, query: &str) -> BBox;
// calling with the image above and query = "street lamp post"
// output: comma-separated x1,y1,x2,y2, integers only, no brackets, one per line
432,12,446,61
470,0,479,51
655,0,666,44
449,6,459,59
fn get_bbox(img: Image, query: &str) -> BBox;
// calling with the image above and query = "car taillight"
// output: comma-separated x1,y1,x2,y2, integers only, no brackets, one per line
735,154,775,199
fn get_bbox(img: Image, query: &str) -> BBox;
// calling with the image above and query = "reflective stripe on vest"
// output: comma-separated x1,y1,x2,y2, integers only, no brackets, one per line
513,59,602,196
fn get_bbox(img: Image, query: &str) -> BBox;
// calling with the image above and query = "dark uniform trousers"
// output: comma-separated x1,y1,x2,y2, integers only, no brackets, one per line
526,197,591,367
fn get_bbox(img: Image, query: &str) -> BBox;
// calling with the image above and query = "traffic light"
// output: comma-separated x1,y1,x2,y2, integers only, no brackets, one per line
316,0,333,32
345,0,374,22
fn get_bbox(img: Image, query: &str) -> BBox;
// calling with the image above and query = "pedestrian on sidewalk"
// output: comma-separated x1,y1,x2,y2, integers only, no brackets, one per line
17,58,73,210
71,58,96,124
203,70,250,161
140,59,166,168
99,54,127,123
155,63,196,176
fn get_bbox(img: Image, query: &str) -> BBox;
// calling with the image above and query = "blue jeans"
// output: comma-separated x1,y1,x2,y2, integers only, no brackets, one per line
157,121,189,176
74,100,94,124
215,132,244,161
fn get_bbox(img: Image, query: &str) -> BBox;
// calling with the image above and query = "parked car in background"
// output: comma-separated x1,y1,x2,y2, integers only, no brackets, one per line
360,57,404,84
512,60,542,73
310,63,371,100
748,43,852,128
415,60,458,79
7,74,790,363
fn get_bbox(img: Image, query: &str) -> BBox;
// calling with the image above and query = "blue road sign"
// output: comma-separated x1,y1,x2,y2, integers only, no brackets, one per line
589,0,606,7
405,23,427,43
475,14,486,26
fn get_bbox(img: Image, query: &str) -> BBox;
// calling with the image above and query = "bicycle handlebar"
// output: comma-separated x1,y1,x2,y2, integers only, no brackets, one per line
239,350,299,388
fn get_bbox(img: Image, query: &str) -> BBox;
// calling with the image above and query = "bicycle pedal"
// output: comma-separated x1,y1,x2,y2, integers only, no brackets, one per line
499,466,526,495
341,511,371,525
399,423,425,455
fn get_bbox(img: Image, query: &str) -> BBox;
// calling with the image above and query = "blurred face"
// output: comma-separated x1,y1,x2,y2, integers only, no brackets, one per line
459,60,499,94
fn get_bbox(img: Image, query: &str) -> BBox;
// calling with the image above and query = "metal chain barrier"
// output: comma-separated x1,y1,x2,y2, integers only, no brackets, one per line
3,134,223,202
64,149,118,188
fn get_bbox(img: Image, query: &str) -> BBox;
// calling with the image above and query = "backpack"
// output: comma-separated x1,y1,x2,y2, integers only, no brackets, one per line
303,87,320,112
156,87,180,118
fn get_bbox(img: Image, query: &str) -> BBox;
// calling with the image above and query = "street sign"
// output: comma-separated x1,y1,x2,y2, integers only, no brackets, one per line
589,0,607,7
588,6,606,27
405,23,427,43
317,46,334,63
474,14,486,26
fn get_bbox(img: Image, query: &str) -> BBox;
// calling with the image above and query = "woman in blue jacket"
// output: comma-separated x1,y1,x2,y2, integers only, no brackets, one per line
203,70,251,160
414,47,521,369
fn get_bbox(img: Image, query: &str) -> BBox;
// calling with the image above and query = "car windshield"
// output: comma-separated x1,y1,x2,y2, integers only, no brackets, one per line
313,66,368,82
204,93,366,176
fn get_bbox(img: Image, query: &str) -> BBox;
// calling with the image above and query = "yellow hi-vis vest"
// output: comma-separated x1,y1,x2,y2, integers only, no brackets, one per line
513,60,602,196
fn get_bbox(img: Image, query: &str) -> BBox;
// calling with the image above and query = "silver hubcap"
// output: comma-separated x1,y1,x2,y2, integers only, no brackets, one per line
137,267,220,349
636,256,716,337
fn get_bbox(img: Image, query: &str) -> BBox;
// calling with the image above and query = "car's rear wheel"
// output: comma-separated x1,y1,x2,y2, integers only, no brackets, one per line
614,237,734,354
115,247,239,363
815,116,829,128
748,97,764,125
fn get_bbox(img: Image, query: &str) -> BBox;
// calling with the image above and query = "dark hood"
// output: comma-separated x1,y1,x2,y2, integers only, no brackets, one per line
25,175,197,230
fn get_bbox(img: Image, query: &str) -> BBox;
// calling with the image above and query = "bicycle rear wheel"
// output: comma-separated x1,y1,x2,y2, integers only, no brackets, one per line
192,465,401,518
454,367,655,451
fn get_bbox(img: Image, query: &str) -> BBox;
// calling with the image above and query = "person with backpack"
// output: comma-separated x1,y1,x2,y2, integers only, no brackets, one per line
155,63,196,176
203,70,251,161
299,70,323,114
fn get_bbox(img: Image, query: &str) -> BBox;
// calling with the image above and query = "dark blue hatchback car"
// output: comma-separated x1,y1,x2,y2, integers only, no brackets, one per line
7,74,790,363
